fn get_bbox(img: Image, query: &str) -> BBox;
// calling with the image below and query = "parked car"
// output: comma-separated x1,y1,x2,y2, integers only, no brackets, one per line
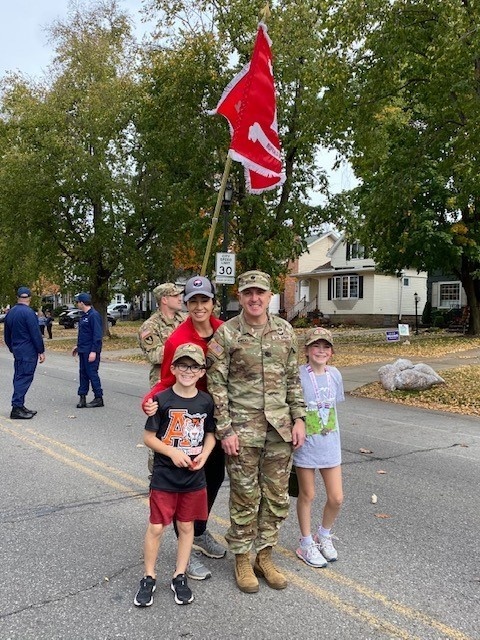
59,309,117,329
57,305,76,324
55,304,75,317
107,303,130,319
58,306,81,326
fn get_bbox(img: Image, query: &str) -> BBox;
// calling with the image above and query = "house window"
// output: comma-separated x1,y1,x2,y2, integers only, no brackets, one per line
331,275,362,299
439,282,461,308
403,277,409,286
346,241,367,260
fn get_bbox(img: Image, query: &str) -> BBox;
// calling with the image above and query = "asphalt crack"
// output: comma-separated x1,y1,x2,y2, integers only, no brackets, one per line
342,442,467,465
0,561,141,621
0,491,146,524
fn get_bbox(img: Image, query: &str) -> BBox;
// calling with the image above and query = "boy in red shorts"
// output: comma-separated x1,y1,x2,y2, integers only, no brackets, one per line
134,343,216,607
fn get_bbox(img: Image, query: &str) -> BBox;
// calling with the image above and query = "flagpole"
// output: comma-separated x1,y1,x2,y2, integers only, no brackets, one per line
260,3,271,21
200,155,233,276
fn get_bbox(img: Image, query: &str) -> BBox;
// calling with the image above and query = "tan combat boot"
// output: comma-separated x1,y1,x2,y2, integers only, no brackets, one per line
234,554,259,593
254,547,288,589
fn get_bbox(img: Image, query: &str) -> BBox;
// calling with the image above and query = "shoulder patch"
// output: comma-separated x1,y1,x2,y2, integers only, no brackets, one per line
140,330,153,340
208,339,224,359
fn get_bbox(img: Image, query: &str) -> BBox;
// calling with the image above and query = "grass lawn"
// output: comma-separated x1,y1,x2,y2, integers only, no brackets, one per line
3,321,479,417
297,328,480,417
37,321,141,351
351,366,480,417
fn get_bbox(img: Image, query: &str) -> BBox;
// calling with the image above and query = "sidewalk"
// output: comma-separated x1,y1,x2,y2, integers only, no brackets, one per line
340,348,480,392
101,346,480,393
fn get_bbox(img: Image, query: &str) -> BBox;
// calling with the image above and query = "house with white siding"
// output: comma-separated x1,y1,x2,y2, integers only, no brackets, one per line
285,232,428,327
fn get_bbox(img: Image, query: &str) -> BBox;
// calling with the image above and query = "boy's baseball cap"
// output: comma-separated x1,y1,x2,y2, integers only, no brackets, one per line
183,276,215,302
172,343,206,366
237,270,271,292
17,286,32,297
75,293,92,304
153,282,183,299
304,327,334,347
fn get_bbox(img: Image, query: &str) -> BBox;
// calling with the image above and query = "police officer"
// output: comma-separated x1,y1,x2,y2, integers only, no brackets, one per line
4,286,46,419
207,270,306,593
138,283,186,388
72,293,104,408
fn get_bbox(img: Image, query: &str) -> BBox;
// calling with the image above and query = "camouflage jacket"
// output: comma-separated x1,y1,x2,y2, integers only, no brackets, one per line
207,312,306,446
138,310,186,387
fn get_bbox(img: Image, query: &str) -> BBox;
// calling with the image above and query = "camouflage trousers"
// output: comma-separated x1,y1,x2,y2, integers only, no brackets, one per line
148,364,161,389
225,423,293,555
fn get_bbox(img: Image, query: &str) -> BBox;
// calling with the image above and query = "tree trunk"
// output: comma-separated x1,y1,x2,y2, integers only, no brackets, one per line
461,273,480,335
88,237,113,337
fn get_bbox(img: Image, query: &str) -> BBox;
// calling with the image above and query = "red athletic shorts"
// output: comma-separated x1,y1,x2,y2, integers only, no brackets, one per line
149,488,208,525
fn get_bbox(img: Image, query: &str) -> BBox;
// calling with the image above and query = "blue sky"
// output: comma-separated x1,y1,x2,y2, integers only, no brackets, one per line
0,0,148,77
0,1,354,195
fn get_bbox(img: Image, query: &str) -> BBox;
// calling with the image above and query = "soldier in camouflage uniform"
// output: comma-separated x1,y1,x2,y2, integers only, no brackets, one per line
138,283,186,388
207,270,306,594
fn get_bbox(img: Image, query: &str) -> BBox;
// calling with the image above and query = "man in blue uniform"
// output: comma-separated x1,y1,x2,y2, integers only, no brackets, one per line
71,292,104,408
4,286,46,419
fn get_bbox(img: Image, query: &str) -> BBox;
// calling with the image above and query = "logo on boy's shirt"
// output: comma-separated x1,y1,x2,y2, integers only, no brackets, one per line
163,409,206,455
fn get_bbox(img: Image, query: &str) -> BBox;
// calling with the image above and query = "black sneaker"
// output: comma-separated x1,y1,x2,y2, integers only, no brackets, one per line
134,576,156,607
171,573,194,605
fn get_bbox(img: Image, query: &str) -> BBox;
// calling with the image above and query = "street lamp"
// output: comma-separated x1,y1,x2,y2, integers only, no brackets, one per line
414,292,420,335
220,181,234,320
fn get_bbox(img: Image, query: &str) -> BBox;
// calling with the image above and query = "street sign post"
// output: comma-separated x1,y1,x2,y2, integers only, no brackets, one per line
215,252,236,284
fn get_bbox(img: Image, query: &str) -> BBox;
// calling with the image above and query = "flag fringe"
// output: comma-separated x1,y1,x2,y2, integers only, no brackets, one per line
228,150,285,181
207,63,251,120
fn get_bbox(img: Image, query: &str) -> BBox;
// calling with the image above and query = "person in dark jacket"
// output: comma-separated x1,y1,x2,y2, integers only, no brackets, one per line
45,309,53,339
4,286,46,419
71,292,104,408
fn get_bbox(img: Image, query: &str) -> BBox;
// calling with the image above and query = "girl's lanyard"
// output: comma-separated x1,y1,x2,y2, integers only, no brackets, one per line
306,365,333,426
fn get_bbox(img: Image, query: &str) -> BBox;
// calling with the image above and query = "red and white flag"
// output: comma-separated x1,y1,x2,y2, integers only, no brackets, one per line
209,23,285,194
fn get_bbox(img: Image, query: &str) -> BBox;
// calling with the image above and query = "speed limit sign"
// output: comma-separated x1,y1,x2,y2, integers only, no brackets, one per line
215,252,236,284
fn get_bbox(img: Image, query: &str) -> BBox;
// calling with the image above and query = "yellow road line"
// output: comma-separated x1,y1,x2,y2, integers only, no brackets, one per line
285,569,422,640
277,548,473,640
206,518,474,640
1,423,144,497
1,421,474,640
23,426,149,488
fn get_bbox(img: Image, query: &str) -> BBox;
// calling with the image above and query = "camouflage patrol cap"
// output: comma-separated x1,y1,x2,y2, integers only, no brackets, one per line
305,327,334,347
172,343,206,366
153,282,183,300
237,270,271,292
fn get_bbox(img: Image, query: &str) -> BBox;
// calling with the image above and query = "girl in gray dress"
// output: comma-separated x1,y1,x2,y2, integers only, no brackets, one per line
293,327,345,568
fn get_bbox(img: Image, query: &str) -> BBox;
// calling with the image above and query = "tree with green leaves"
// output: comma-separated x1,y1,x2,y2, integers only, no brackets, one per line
140,0,335,285
320,0,480,334
1,0,338,307
0,0,171,319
